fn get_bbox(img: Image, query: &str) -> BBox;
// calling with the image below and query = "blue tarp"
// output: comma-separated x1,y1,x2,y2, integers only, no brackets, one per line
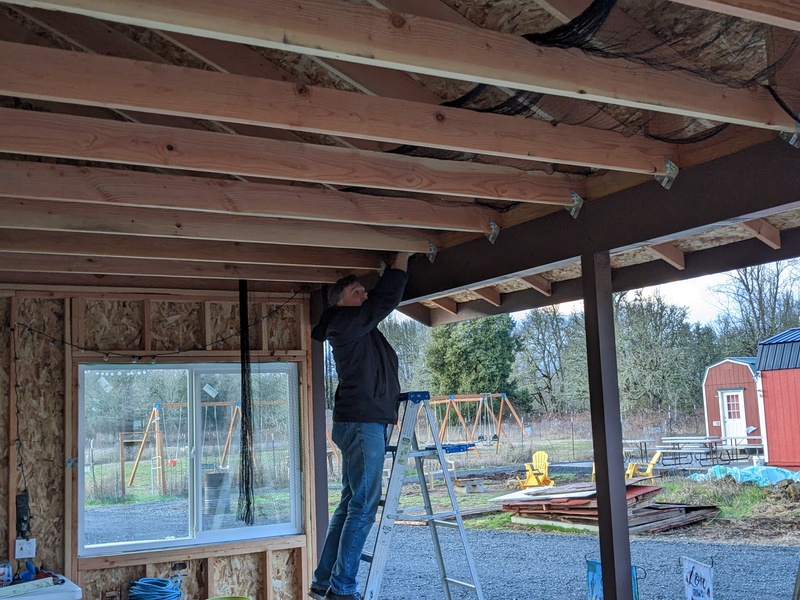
687,465,800,486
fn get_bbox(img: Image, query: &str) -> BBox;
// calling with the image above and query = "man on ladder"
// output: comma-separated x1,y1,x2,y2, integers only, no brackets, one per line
309,251,411,600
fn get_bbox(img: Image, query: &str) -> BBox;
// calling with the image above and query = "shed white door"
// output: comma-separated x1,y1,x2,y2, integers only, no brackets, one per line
719,390,747,441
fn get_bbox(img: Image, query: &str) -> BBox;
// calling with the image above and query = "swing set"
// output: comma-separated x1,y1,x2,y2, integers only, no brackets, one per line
426,393,531,455
121,399,284,496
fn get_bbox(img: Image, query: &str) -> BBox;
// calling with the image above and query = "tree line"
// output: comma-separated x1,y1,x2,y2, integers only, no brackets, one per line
342,261,800,416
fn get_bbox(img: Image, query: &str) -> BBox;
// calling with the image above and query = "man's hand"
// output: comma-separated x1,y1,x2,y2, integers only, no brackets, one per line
392,251,412,272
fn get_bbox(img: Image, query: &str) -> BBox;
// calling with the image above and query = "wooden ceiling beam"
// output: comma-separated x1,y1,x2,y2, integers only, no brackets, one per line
0,108,580,204
0,229,382,269
0,42,672,174
7,0,795,129
668,0,800,32
648,242,686,270
0,197,433,252
0,252,354,282
740,218,781,249
0,272,301,293
403,138,800,302
11,7,308,145
0,161,499,233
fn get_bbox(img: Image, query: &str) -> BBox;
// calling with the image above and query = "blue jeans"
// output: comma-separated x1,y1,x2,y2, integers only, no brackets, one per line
313,421,387,596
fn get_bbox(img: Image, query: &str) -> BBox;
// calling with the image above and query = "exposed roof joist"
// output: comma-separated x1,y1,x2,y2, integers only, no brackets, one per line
0,197,433,252
5,0,795,130
0,161,498,234
668,0,800,32
0,41,674,175
0,252,353,282
0,230,381,270
0,108,582,204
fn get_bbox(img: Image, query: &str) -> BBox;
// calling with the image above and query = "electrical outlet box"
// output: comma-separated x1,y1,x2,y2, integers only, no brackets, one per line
14,538,36,559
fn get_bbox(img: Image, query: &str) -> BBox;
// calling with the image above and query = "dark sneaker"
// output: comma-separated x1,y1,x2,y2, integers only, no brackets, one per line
308,584,329,600
324,589,362,600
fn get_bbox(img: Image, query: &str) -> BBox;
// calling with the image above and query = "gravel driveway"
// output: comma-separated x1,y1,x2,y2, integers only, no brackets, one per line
365,525,800,600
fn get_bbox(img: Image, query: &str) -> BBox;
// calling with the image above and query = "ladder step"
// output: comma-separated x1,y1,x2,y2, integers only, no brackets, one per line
444,578,477,591
408,449,438,458
395,511,458,523
361,552,373,563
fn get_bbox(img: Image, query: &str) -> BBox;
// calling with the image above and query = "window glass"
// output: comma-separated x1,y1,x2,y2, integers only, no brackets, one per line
79,362,302,556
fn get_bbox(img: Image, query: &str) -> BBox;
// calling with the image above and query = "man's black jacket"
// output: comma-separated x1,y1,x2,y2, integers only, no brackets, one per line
311,268,409,424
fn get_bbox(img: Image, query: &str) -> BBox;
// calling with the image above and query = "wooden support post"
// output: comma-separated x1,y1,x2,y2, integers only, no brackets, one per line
128,406,157,487
7,295,19,563
581,251,633,600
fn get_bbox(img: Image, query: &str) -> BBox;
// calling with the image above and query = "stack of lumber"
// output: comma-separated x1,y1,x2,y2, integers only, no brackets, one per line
493,480,719,534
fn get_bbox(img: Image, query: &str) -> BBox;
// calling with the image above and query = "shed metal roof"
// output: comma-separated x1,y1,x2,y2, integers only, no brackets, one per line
756,330,800,371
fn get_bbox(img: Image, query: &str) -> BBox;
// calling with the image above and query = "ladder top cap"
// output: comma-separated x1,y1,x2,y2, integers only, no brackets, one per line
400,391,431,402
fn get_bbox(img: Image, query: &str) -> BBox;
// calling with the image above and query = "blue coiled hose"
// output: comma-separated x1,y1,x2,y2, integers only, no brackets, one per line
129,574,183,600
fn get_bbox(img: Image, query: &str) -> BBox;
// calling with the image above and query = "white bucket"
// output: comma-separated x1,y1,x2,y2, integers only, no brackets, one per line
751,456,765,467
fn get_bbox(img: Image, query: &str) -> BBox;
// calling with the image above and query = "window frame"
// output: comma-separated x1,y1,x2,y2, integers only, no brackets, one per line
77,361,304,557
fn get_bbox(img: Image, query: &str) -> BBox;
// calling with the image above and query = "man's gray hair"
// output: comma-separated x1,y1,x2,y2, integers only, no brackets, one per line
328,275,360,306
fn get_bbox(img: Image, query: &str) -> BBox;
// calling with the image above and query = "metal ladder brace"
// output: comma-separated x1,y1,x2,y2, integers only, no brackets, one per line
362,391,484,600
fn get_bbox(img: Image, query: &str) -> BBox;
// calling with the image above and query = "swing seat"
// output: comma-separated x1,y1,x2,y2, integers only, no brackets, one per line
516,450,554,488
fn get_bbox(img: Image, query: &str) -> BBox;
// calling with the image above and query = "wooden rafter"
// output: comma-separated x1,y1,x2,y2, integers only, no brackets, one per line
0,252,355,282
648,242,686,270
668,0,800,32
0,197,433,252
0,161,499,233
5,0,795,129
740,218,781,249
0,108,581,204
519,274,553,297
0,229,381,269
0,42,672,174
473,286,502,307
430,297,459,315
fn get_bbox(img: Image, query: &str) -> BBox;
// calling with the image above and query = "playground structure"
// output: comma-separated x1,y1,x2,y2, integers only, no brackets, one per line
425,393,531,456
120,400,252,497
120,403,167,496
119,398,290,496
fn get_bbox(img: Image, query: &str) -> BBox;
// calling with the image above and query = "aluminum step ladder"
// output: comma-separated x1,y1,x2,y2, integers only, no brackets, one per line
362,391,484,600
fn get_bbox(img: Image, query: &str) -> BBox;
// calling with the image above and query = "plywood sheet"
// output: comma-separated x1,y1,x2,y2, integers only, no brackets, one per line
150,301,203,352
271,548,300,600
213,553,263,600
16,297,66,572
208,302,240,351
0,297,10,556
84,300,143,350
147,559,203,600
81,565,145,600
267,304,301,351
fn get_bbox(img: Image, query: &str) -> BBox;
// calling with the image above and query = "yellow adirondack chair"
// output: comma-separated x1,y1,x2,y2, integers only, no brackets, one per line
516,450,555,488
625,451,662,478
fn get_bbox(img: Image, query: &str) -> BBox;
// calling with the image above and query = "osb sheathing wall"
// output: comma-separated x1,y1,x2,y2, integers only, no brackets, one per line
1,291,315,600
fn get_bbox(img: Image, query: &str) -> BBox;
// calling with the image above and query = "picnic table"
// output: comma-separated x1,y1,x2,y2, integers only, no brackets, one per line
656,436,726,467
622,438,656,461
719,435,763,462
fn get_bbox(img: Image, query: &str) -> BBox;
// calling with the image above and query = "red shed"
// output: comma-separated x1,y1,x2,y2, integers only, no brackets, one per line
702,357,761,442
755,329,800,470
